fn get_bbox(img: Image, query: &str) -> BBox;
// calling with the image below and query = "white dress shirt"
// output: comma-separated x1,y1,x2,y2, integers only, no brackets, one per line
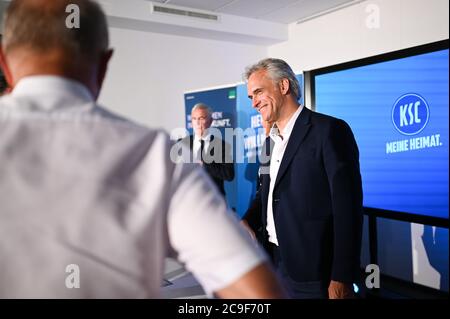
0,76,265,298
193,133,210,162
266,105,303,245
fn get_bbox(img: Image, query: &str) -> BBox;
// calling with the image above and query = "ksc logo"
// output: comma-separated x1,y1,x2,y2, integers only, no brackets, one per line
392,93,429,135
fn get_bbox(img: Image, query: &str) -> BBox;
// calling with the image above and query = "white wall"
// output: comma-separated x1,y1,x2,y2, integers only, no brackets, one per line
268,0,449,74
96,0,449,133
99,27,267,132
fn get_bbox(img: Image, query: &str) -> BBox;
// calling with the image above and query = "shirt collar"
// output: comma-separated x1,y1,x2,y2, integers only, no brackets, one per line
270,105,303,142
194,130,211,142
12,75,94,109
269,124,280,141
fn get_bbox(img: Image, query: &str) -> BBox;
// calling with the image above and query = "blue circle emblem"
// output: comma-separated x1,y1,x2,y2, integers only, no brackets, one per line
392,93,429,135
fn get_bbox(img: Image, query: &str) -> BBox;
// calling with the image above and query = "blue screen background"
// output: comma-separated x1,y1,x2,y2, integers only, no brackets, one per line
315,49,448,219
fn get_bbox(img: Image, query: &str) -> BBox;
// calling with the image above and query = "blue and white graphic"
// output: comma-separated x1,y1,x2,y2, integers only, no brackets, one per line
315,48,448,220
392,93,429,135
184,86,237,212
315,46,449,292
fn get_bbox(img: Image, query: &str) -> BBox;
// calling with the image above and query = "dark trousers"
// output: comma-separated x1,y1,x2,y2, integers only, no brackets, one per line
269,243,328,299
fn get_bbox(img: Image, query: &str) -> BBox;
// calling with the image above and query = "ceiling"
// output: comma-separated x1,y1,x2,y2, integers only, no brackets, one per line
0,0,365,45
150,0,361,24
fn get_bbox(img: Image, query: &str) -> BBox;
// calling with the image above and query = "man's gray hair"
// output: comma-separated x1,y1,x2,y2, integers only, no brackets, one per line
244,58,301,101
191,103,213,119
1,0,109,59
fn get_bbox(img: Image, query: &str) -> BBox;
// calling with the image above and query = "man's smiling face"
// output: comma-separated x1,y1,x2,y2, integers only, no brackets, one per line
247,69,285,123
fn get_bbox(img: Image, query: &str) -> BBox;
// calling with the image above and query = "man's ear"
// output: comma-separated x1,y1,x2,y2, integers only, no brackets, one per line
97,48,114,90
0,47,14,90
279,78,290,95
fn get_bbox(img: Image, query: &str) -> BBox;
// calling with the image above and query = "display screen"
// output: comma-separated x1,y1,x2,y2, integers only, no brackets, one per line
314,42,448,220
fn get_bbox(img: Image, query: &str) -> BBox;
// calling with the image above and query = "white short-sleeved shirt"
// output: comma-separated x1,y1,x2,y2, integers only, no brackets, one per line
0,76,265,298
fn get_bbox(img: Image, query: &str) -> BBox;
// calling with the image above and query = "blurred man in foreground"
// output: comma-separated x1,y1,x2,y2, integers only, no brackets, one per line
0,0,285,298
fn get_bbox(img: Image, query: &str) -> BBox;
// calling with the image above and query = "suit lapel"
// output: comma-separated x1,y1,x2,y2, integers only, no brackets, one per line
260,136,274,168
260,136,273,225
189,135,194,150
207,135,215,156
274,107,312,189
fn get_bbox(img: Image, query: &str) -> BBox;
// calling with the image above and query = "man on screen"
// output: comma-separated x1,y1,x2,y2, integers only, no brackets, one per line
181,103,234,196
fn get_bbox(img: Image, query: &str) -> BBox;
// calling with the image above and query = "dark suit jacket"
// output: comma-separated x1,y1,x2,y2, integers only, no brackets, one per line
182,135,234,195
244,107,363,284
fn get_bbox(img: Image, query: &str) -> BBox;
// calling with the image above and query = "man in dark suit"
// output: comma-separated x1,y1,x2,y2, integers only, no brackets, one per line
243,58,363,299
182,103,234,195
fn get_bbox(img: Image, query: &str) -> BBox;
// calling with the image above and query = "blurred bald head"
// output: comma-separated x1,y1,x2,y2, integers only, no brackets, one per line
0,0,112,99
2,0,108,59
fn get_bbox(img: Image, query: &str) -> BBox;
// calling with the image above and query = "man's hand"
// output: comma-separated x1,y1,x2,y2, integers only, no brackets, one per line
328,280,354,299
215,263,288,299
194,159,203,166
